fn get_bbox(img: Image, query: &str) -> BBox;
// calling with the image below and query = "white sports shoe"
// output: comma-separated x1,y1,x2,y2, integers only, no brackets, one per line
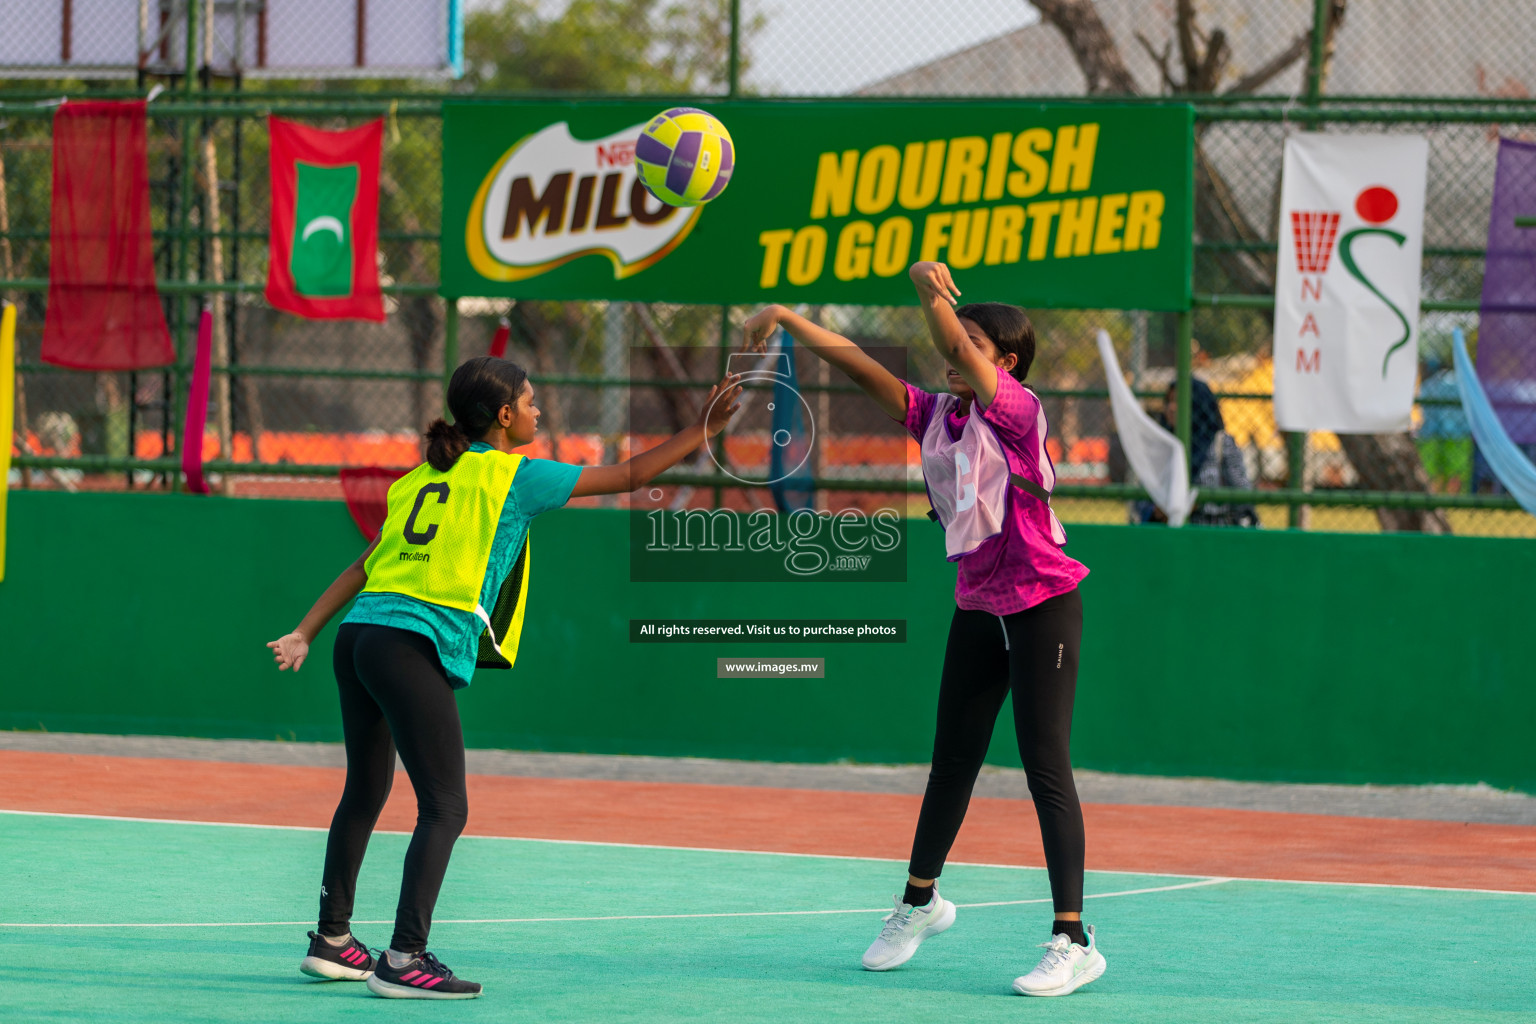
860,891,957,971
1012,924,1106,997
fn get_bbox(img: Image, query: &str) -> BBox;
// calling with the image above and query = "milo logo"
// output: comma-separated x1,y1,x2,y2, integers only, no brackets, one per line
465,121,702,282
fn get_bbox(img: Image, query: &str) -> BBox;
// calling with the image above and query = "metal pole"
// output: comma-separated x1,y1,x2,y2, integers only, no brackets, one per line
172,0,200,491
1286,431,1307,525
1288,0,1330,528
1174,311,1192,455
1304,0,1330,106
443,299,459,420
137,0,149,82
230,75,246,459
235,0,246,74
727,0,741,98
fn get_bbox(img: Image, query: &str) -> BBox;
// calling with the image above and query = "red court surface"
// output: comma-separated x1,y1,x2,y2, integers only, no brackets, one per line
4,749,1532,893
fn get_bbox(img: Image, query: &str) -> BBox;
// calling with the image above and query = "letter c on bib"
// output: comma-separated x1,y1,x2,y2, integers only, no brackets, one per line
404,483,450,544
955,450,977,512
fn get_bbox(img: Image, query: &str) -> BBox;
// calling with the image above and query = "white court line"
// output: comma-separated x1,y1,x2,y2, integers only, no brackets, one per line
962,877,1232,908
0,879,1233,929
4,807,1534,898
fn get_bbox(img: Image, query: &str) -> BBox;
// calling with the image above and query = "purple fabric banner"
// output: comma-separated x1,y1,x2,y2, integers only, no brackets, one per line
1479,138,1536,443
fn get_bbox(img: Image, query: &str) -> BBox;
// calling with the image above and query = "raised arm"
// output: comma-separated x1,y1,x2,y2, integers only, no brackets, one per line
267,533,380,672
570,374,743,497
909,261,998,406
742,305,908,420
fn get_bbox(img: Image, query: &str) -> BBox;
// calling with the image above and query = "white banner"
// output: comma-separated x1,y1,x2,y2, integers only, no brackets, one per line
1096,330,1195,527
1273,134,1427,433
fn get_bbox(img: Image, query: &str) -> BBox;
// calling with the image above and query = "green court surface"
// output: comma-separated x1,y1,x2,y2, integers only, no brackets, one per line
1,811,1531,1022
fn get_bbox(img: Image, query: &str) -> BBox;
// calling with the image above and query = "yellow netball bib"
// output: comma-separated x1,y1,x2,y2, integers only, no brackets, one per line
365,449,529,668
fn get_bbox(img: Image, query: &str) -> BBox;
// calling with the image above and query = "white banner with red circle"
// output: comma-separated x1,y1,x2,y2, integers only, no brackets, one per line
1273,134,1428,434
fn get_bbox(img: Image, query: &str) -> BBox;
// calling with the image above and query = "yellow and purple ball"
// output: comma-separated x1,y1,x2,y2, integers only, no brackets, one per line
634,107,735,208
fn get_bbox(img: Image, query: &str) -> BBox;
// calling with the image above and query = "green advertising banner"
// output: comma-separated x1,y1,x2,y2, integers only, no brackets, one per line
442,100,1193,310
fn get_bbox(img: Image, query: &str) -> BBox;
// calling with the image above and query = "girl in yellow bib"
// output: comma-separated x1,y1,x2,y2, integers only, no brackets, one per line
266,357,741,999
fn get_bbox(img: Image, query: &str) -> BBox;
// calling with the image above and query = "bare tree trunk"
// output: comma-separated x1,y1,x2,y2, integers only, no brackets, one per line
632,305,698,432
401,295,440,436
519,306,567,458
201,129,234,490
241,361,266,462
199,3,235,489
1336,433,1452,533
1030,0,1139,94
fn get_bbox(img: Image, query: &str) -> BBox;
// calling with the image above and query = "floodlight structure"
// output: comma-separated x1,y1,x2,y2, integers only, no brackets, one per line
0,0,464,80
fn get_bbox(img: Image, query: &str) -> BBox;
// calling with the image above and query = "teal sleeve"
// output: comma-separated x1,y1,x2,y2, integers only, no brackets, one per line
513,458,583,517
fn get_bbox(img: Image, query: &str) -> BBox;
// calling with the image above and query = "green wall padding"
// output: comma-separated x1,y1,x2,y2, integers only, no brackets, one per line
3,491,1532,791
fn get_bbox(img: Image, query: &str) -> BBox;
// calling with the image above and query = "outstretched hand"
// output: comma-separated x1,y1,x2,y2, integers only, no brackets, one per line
741,305,784,354
909,261,961,306
267,632,310,672
699,374,744,437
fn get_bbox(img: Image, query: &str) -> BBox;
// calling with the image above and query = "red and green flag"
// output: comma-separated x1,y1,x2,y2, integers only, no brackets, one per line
265,116,386,322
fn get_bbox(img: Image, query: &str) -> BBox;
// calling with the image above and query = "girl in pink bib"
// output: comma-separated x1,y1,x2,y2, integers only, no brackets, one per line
743,261,1101,998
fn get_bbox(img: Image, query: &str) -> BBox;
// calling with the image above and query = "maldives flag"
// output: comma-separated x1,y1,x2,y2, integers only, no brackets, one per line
265,117,386,321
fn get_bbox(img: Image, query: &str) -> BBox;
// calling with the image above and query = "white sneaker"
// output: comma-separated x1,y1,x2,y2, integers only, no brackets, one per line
860,891,957,971
1012,924,1106,997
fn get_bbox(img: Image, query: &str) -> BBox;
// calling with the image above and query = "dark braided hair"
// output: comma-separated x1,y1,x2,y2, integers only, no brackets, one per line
954,302,1036,382
424,357,530,471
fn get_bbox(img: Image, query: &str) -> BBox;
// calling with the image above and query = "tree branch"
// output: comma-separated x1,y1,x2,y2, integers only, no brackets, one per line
1029,0,1140,94
1223,31,1310,96
1134,32,1178,94
1176,0,1201,89
1196,28,1230,93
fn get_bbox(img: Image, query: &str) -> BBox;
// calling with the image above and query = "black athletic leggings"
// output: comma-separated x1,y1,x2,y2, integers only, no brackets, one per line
318,623,468,953
908,588,1085,912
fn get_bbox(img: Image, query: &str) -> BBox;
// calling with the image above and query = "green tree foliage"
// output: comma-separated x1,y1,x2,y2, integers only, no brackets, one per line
464,0,763,94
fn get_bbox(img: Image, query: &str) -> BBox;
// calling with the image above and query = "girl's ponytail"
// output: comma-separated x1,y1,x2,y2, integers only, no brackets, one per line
425,356,531,471
425,418,471,471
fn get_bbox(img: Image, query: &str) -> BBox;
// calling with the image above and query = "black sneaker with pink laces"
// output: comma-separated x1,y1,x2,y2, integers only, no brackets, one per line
298,931,376,981
367,950,483,1000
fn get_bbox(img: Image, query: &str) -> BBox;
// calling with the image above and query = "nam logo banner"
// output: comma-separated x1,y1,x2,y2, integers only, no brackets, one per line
1274,134,1427,433
266,116,386,322
443,101,1193,309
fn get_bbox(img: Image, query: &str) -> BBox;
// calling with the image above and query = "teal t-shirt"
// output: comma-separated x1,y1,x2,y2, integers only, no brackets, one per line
343,444,582,687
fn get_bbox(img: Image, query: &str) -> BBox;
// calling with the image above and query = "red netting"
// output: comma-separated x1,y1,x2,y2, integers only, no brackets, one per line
338,467,408,539
1290,211,1341,274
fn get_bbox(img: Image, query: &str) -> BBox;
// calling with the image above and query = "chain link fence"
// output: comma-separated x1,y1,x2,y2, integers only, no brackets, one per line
746,0,1535,101
6,0,1536,535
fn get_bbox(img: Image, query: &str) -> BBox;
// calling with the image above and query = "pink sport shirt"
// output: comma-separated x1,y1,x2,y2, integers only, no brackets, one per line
900,365,1088,615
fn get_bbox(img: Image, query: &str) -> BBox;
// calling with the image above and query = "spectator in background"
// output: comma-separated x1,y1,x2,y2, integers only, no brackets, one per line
1134,378,1258,527
1417,354,1473,493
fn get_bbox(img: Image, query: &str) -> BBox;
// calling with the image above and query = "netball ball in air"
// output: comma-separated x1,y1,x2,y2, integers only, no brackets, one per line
634,107,735,207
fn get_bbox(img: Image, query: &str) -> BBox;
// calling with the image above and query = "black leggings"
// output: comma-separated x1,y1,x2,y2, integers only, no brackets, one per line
318,623,468,953
908,589,1086,913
